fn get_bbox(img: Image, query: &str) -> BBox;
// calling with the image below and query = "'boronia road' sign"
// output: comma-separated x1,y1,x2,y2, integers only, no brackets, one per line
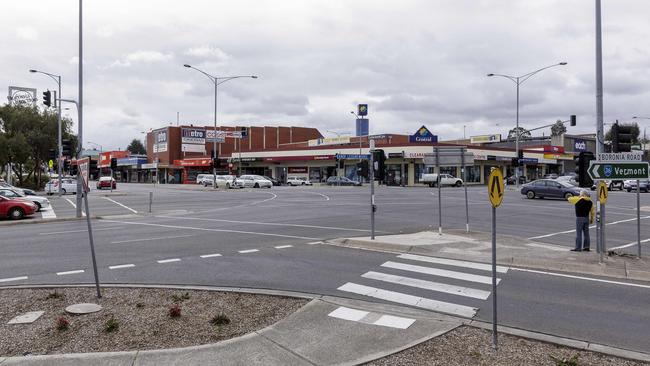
588,161,649,180
488,169,504,208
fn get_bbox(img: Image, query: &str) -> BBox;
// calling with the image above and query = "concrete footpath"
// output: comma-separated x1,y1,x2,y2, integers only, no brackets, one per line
0,297,461,366
328,230,650,282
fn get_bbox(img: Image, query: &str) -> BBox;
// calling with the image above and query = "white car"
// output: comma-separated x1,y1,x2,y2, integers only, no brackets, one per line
45,178,78,195
286,176,313,186
0,188,50,211
421,173,464,187
233,175,273,188
201,174,235,188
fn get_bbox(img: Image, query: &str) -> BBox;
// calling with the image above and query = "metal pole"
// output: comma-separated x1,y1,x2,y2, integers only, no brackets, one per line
238,138,242,177
83,191,101,298
370,140,375,240
515,78,520,190
436,147,442,235
57,76,62,197
595,0,605,156
602,203,606,253
401,151,405,187
76,0,83,218
110,168,113,192
596,201,601,262
638,180,642,258
462,148,469,233
149,191,153,213
213,81,218,189
491,205,498,350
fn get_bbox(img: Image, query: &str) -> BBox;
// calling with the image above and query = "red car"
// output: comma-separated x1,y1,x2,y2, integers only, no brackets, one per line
0,196,37,220
96,176,117,190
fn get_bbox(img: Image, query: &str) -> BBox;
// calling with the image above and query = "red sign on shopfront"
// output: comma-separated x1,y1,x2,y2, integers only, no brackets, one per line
288,167,308,174
263,155,335,162
173,158,212,167
542,145,564,154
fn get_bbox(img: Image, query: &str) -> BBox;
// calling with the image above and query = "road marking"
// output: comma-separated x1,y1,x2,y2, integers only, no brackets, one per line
609,238,650,251
238,249,259,254
373,314,416,329
64,198,86,216
526,243,570,252
337,282,477,318
274,245,293,249
110,234,194,244
328,306,369,321
307,241,324,245
381,261,500,285
397,254,509,273
511,268,650,289
39,226,124,235
157,258,181,264
56,270,85,276
109,264,135,269
200,253,222,258
327,306,416,329
101,220,321,240
40,208,57,219
155,216,386,233
528,215,650,240
297,191,330,201
362,271,491,300
0,276,28,283
102,197,138,214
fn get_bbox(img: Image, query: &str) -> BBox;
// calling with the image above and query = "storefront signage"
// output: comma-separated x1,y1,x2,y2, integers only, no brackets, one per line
8,86,37,106
181,128,206,144
335,154,371,160
470,134,501,144
518,158,538,165
542,145,565,154
471,153,487,160
231,157,260,163
409,125,438,143
141,163,158,169
358,104,368,116
308,136,351,147
263,155,335,162
181,144,205,153
206,130,226,143
117,157,148,166
173,158,212,167
153,129,168,153
288,167,308,174
388,152,404,158
153,143,168,153
574,138,587,152
543,153,574,160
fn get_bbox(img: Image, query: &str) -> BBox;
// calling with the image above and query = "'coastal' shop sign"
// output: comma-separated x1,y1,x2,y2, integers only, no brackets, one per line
409,125,438,143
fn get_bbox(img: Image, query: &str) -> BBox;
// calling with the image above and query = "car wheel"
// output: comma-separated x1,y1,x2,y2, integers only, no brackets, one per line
254,183,260,188
61,189,67,195
9,207,24,220
455,181,462,187
526,191,535,199
226,183,230,189
627,188,632,192
35,202,42,212
564,192,573,200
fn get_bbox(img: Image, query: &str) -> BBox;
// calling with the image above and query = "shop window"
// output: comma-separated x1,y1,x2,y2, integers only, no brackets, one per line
465,165,481,183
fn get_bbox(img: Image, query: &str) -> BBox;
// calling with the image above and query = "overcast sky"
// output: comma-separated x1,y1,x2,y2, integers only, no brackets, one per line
2,1,649,150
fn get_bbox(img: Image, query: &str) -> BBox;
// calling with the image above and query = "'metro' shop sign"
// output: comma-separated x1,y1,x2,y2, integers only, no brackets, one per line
409,125,438,143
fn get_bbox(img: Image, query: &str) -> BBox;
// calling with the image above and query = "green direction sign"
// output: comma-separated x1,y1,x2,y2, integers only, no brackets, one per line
588,162,650,180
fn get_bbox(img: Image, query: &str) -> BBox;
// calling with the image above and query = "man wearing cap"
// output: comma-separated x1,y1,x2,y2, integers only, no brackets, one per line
568,190,596,252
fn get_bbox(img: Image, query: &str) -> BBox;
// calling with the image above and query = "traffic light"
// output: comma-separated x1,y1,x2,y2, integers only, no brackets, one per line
241,127,248,138
611,121,633,153
338,159,344,169
570,115,577,126
575,152,595,188
64,159,71,172
212,158,220,169
43,90,52,107
511,157,519,167
89,158,97,174
110,158,118,170
356,160,369,179
372,149,386,181
48,149,57,160
62,139,72,157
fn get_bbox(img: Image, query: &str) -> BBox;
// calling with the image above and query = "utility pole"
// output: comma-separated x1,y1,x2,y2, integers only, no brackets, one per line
595,0,604,155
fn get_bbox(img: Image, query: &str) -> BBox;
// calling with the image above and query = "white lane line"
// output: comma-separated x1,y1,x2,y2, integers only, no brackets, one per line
56,270,85,276
610,238,650,251
102,197,138,214
526,243,570,252
307,241,324,245
337,282,477,318
298,191,330,201
109,264,135,269
511,268,650,289
0,276,28,283
200,253,222,258
40,226,124,235
381,261,500,285
328,306,369,322
373,314,416,329
100,219,321,240
274,245,293,249
155,215,387,233
238,249,259,254
528,215,650,240
40,208,57,219
110,234,194,244
397,254,509,273
362,271,491,300
64,198,86,216
157,258,181,264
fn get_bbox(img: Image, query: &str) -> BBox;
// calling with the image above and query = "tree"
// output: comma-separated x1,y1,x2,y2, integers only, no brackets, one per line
551,120,567,137
604,122,640,143
126,139,146,155
507,126,531,141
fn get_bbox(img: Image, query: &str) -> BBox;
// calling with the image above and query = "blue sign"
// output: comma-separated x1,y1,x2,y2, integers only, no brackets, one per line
356,118,369,137
518,158,539,165
604,165,613,178
574,138,587,152
117,157,148,166
336,154,371,160
409,125,438,143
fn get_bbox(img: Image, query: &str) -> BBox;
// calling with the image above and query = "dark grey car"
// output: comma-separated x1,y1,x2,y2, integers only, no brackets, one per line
520,179,582,200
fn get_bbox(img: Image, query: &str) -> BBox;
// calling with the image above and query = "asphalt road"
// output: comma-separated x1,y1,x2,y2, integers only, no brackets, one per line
2,183,650,353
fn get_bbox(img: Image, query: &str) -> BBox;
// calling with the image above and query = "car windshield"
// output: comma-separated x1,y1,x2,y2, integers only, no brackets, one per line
1,189,24,198
557,181,574,188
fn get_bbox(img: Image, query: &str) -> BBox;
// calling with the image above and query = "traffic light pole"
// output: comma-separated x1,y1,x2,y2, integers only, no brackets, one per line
370,139,375,240
56,76,62,197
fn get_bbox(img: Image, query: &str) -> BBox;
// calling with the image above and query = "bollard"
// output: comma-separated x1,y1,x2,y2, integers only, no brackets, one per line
149,191,153,213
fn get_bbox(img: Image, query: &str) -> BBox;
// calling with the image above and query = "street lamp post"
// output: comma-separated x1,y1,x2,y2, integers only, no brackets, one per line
183,64,257,188
487,62,567,188
29,69,63,196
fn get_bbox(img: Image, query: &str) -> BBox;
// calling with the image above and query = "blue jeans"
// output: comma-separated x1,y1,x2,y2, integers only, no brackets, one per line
575,217,590,250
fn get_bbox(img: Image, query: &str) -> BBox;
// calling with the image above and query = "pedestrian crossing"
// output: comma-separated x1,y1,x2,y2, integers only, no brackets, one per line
337,253,508,318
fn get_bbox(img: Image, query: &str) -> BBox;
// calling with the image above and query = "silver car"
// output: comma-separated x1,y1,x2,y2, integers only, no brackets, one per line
234,175,272,188
0,188,50,211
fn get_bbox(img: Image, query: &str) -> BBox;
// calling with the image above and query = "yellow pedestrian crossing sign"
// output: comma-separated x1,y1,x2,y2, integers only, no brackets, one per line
48,160,53,169
488,169,504,208
598,181,608,204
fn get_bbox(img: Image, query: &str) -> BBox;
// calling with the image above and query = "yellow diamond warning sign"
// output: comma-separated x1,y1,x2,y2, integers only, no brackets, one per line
598,181,608,205
488,169,504,208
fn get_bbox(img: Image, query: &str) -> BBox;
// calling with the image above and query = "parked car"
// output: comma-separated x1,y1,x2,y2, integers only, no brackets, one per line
521,179,582,200
45,178,78,195
286,176,313,186
0,196,37,220
326,176,362,186
543,173,559,179
263,176,282,186
556,175,578,186
96,176,117,190
506,175,527,185
196,174,211,185
233,175,273,188
590,180,624,191
421,173,463,187
624,179,650,193
0,188,50,211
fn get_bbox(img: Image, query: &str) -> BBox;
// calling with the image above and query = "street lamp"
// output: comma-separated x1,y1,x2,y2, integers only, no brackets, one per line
487,62,567,188
183,64,257,188
30,69,64,196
